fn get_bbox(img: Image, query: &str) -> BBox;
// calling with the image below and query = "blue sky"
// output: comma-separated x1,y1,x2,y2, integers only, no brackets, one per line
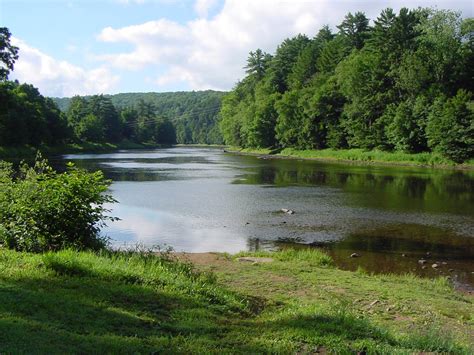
1,0,472,97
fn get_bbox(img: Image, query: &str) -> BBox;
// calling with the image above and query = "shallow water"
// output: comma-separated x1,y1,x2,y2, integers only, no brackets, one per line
55,147,474,287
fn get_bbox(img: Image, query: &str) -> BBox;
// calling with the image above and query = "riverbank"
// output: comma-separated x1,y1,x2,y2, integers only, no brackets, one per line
1,248,472,353
0,141,168,159
225,147,474,170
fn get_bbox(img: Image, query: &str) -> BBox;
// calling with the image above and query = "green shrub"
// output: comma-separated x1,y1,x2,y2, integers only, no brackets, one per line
0,154,116,252
427,90,474,163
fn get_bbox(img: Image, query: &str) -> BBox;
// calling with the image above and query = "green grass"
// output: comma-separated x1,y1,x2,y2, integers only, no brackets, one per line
235,248,334,267
226,146,274,155
226,147,474,169
0,248,472,353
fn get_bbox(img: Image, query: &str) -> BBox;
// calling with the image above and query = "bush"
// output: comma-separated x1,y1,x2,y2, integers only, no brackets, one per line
426,90,474,163
0,154,116,252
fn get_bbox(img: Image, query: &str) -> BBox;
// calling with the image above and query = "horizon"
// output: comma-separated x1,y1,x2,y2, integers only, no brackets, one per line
2,0,473,98
50,88,227,99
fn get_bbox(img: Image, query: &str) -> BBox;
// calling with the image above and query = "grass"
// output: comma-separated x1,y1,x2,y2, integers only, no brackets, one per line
0,248,472,353
226,146,474,169
226,146,274,155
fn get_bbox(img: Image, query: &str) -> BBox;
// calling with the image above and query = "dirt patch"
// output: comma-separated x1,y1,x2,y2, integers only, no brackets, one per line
237,256,274,263
173,252,232,266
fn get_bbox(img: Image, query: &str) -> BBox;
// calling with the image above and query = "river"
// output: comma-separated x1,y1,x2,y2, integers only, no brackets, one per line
57,147,474,288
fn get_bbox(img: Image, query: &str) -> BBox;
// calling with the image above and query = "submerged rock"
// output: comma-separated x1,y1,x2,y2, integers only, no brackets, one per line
432,263,439,269
418,259,427,265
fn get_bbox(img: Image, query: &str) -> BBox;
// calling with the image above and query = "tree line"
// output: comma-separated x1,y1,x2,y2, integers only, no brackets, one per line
219,8,473,163
0,83,224,147
54,91,224,145
0,26,224,147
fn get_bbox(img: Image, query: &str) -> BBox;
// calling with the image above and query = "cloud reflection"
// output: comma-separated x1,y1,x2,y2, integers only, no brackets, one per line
103,203,248,253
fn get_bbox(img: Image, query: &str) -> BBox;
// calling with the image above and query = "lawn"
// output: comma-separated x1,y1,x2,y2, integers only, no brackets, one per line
0,248,472,353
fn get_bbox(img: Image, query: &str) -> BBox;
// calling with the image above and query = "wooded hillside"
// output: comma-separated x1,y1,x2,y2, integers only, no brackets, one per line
219,8,473,162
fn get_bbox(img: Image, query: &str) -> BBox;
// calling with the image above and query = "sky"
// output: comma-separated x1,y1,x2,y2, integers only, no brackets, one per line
1,0,473,97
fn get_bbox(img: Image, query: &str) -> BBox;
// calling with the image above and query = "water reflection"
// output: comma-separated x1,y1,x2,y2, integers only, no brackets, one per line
106,203,247,252
233,159,474,216
54,147,474,287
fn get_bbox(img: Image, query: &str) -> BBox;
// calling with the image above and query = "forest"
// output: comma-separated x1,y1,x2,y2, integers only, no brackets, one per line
53,91,224,145
1,8,473,162
0,80,224,146
0,25,224,148
219,8,473,163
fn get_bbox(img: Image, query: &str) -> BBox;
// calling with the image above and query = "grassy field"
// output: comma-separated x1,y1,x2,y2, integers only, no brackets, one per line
226,147,474,170
0,248,472,353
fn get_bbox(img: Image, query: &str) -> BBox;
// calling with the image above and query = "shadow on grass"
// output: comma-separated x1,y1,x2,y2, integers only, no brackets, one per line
272,313,394,342
0,274,228,353
0,266,465,353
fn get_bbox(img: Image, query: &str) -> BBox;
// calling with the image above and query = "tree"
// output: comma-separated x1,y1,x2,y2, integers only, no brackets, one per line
308,78,346,149
336,50,390,149
426,90,474,163
385,97,428,153
275,90,305,147
415,9,464,93
317,36,349,74
218,7,472,162
337,12,371,50
0,27,19,81
154,117,176,145
288,40,320,90
120,107,138,141
0,81,68,146
87,95,121,142
268,34,311,93
244,49,272,81
75,113,104,142
219,89,245,146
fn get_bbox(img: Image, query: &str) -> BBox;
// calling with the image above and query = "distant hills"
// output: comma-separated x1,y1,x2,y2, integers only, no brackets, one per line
52,90,226,145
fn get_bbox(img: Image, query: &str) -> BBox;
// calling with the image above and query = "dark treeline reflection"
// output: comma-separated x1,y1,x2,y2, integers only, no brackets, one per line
233,159,474,216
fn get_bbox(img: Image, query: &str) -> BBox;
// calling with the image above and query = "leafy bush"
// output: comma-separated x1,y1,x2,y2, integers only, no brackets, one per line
0,154,116,252
426,90,474,163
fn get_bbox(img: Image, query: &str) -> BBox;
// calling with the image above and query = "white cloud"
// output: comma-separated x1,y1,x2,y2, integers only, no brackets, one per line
95,0,473,91
115,0,147,4
194,0,218,18
10,38,120,97
9,0,473,96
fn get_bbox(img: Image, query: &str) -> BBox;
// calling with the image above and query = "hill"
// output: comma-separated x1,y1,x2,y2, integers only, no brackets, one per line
52,90,226,145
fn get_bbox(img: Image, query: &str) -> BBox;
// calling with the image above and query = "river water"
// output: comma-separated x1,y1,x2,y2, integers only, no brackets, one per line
58,147,474,287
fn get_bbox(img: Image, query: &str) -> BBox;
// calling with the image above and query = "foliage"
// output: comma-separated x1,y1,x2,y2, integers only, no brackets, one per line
55,91,224,145
426,90,474,163
0,155,115,252
0,81,69,147
219,7,473,163
0,27,19,81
